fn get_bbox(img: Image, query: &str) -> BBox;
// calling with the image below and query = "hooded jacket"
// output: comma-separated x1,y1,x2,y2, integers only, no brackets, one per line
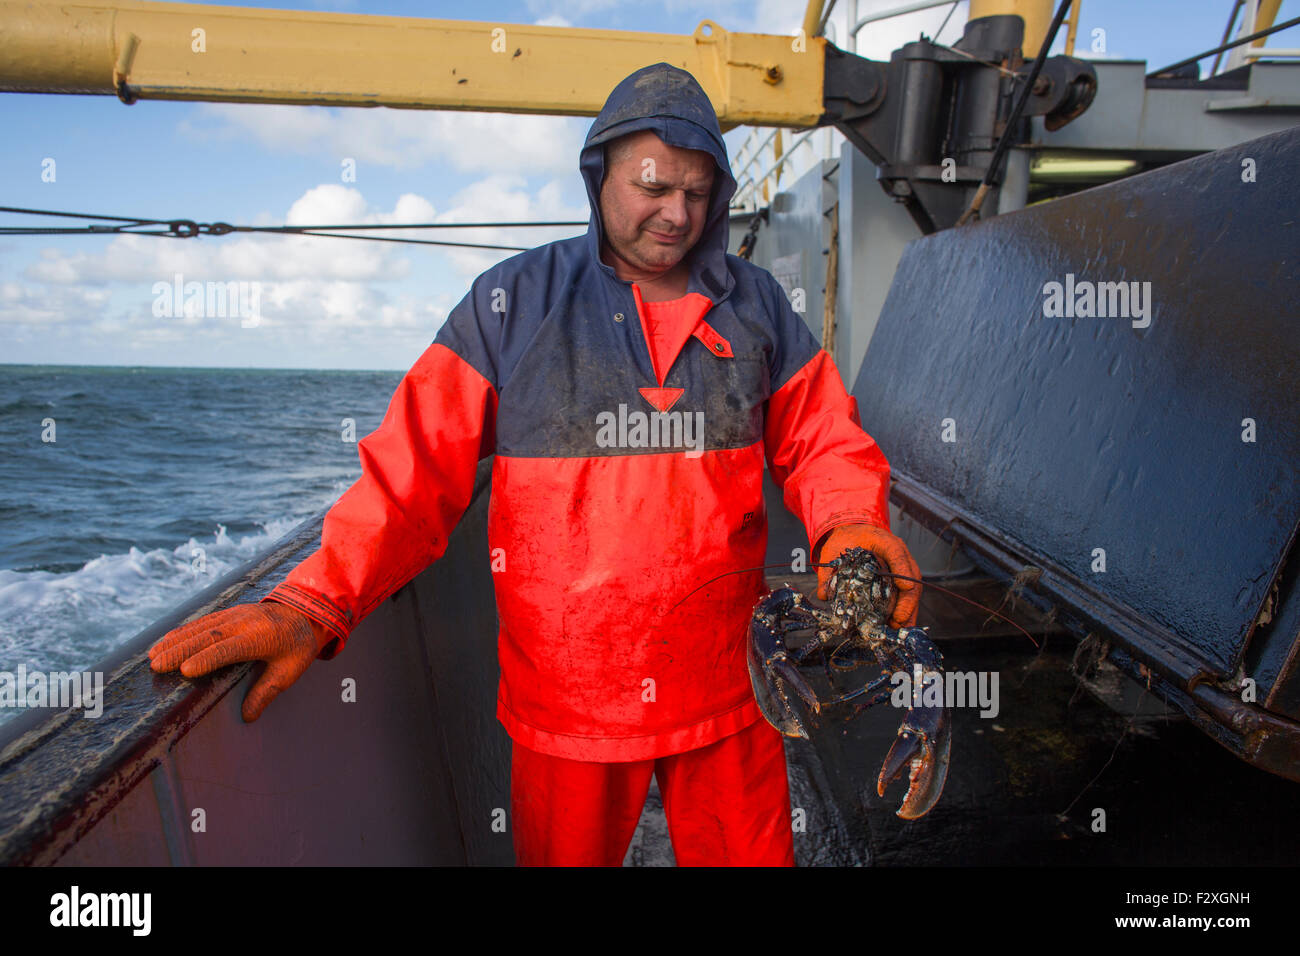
264,63,893,761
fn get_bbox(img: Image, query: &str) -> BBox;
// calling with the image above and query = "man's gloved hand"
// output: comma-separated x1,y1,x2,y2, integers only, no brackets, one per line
814,523,922,627
148,602,335,722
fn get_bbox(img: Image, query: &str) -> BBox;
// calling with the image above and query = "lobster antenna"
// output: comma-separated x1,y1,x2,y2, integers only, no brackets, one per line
666,563,812,612
876,570,1039,649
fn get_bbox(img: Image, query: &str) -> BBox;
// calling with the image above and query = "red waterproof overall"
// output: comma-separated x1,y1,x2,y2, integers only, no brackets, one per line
507,291,795,866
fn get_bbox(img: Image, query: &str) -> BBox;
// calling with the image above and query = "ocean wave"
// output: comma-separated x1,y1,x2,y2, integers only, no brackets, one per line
0,516,305,704
0,397,57,416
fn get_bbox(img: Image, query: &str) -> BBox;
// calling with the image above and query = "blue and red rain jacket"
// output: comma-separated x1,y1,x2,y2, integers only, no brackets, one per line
264,63,893,761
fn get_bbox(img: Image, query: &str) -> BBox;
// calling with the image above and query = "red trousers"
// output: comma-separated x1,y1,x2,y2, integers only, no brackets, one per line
510,718,795,866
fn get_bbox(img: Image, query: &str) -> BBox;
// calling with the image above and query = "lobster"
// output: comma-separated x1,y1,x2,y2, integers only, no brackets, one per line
747,547,952,820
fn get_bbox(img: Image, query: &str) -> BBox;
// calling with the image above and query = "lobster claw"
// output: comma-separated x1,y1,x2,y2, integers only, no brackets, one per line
748,587,821,738
877,658,952,820
744,555,955,822
747,640,821,738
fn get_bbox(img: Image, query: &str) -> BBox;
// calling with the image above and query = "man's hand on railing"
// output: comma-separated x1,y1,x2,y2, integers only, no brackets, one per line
148,603,334,722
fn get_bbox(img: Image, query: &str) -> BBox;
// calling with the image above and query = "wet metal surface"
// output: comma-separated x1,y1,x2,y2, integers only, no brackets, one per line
852,126,1300,740
825,636,1300,866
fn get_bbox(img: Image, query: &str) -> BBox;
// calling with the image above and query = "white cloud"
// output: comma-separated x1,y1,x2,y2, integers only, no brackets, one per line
432,173,588,280
750,0,806,37
522,0,635,19
0,281,110,325
2,178,589,366
838,0,969,59
182,104,587,177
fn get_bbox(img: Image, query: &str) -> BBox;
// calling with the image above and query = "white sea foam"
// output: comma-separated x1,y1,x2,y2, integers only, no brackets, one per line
0,516,305,704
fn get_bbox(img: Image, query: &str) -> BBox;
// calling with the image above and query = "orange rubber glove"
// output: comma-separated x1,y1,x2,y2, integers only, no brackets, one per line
148,603,335,722
814,523,922,627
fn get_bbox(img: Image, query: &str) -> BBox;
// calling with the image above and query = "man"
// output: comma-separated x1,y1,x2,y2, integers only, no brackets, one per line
149,63,920,866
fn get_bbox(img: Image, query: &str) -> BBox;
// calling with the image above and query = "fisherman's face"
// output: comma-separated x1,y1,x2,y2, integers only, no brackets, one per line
598,130,716,280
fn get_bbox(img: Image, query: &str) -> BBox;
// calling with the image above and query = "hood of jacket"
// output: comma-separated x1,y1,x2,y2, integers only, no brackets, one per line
579,62,738,302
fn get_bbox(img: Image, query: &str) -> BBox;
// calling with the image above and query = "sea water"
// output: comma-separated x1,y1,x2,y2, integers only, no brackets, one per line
0,365,402,724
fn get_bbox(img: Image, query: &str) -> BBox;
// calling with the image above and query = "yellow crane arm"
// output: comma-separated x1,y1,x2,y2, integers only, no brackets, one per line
0,0,828,130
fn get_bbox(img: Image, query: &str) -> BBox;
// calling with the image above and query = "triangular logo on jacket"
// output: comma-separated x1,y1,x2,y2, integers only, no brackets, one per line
638,387,684,413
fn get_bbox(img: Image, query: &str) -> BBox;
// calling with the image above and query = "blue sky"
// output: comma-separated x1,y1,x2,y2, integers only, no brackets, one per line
2,0,1293,370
